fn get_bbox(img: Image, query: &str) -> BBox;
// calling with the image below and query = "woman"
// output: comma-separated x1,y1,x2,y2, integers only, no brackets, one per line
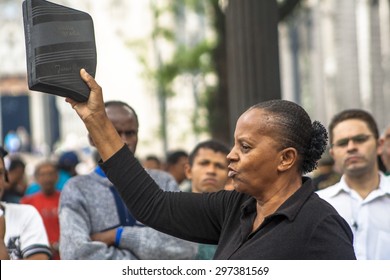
67,69,356,259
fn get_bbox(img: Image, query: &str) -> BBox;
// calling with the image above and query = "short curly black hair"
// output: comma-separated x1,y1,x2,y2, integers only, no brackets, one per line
250,100,328,174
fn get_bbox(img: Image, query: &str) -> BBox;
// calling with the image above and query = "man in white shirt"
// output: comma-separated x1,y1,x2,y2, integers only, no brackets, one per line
317,109,390,260
0,146,51,260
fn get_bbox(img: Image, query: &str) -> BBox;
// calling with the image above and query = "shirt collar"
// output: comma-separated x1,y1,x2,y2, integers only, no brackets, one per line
375,172,390,195
324,175,351,197
241,176,315,222
326,172,390,198
274,177,314,221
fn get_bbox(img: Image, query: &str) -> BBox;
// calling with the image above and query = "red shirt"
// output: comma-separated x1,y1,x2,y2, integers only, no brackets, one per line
21,191,61,259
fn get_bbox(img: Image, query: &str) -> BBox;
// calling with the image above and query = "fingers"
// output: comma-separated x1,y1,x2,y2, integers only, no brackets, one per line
66,69,105,119
80,68,92,82
65,98,77,109
80,69,101,93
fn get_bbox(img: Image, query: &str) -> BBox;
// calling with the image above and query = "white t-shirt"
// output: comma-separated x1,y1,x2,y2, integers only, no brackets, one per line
317,173,390,260
2,202,51,259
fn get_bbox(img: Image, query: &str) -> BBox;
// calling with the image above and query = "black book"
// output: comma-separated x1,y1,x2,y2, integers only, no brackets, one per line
22,0,97,102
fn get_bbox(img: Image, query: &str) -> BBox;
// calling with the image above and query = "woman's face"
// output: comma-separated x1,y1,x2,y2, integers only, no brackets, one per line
227,108,283,197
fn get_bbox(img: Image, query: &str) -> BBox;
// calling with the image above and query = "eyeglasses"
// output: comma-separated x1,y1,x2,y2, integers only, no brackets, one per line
331,134,373,148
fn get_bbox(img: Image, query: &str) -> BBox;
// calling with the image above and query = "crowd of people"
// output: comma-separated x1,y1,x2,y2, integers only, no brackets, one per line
1,70,390,260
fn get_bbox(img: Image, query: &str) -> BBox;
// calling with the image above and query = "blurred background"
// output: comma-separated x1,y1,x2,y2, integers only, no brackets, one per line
0,0,389,180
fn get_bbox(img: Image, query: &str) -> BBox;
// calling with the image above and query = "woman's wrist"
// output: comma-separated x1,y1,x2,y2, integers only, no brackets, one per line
85,113,124,161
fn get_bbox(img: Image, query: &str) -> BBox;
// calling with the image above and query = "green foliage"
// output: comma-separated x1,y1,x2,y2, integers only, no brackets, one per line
130,0,218,140
169,0,206,14
158,40,215,86
152,27,175,41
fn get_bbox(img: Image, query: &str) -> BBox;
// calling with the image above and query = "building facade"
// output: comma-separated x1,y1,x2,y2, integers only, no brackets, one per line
279,0,390,131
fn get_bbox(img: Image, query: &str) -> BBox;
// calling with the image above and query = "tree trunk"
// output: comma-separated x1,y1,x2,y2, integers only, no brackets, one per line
225,0,281,144
208,0,231,146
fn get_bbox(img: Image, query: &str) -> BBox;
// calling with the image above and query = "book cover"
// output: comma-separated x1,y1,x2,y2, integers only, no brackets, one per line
23,0,97,102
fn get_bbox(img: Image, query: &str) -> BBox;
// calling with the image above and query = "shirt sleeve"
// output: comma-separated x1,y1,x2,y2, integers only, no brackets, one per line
116,169,198,259
59,183,137,260
101,145,230,244
119,226,198,259
14,205,52,259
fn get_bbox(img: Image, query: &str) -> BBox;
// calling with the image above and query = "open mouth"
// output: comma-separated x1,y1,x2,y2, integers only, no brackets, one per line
228,166,238,178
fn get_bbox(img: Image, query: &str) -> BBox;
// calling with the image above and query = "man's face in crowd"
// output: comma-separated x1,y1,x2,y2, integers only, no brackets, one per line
186,148,228,193
106,105,139,154
35,163,58,195
330,119,379,178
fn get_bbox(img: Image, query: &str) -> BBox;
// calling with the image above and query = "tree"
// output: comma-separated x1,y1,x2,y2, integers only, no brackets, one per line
133,0,302,149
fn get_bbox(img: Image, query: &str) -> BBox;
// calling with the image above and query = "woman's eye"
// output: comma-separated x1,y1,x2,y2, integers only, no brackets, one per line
241,145,250,152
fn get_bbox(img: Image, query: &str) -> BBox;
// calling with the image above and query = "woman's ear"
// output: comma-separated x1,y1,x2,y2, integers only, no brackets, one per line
278,148,297,172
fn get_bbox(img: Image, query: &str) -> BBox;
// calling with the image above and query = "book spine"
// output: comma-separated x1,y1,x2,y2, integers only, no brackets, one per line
22,0,35,87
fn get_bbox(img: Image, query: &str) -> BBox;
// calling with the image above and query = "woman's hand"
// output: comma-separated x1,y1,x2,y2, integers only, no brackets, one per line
65,69,106,122
66,69,124,161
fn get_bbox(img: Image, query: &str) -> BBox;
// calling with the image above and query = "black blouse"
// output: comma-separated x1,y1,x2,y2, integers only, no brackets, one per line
101,145,356,260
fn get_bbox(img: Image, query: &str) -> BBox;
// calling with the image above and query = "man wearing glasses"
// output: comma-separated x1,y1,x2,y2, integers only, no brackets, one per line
317,109,390,260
